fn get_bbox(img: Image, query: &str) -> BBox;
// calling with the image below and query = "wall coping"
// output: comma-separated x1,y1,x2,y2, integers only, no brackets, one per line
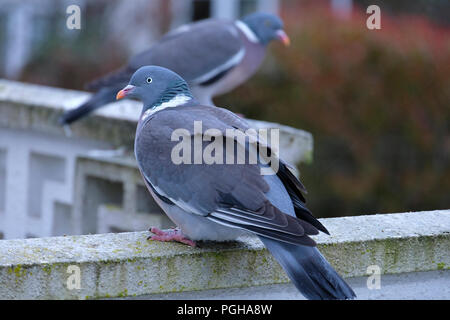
0,79,313,155
0,210,449,299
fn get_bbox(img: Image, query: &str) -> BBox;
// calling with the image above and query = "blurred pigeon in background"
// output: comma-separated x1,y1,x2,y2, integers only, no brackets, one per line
116,66,356,300
59,12,290,125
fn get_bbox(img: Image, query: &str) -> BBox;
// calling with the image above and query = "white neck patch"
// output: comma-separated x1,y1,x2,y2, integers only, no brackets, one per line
235,20,260,44
141,94,192,121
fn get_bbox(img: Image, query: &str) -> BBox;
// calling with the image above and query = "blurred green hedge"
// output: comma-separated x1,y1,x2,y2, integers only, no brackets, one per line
217,2,450,217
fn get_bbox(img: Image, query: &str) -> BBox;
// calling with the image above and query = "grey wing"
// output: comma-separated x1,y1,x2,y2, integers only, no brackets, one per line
86,19,243,91
85,65,134,91
128,19,244,85
136,106,320,246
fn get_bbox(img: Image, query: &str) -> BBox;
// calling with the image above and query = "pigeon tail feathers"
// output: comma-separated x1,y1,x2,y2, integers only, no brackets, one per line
59,87,120,125
260,236,356,300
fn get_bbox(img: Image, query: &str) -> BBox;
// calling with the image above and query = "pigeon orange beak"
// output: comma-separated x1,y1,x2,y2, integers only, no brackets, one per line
116,85,135,100
276,30,290,47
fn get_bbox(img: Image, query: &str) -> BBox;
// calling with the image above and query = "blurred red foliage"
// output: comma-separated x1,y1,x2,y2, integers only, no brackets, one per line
217,1,450,217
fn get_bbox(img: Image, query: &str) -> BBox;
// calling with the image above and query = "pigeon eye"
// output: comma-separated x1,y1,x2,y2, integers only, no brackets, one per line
146,77,153,83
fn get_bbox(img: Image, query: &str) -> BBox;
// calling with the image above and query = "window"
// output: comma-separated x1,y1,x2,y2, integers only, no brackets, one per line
239,0,258,17
192,0,211,21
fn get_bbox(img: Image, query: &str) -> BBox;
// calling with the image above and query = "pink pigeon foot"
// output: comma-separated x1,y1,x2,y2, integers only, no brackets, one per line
147,227,196,247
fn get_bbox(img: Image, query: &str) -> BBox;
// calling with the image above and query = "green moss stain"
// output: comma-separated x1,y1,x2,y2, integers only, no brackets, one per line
103,204,121,210
383,238,401,270
8,265,28,284
302,149,313,165
437,262,446,270
13,265,26,278
43,265,52,276
117,289,128,297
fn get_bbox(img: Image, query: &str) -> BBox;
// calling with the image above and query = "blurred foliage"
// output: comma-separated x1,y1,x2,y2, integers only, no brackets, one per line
355,0,450,26
217,1,450,217
21,1,128,90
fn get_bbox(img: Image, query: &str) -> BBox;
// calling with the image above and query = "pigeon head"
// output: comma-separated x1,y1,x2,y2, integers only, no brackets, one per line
242,12,290,46
116,66,193,111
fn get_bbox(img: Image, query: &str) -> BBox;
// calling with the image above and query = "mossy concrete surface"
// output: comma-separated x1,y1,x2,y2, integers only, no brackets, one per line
0,210,448,299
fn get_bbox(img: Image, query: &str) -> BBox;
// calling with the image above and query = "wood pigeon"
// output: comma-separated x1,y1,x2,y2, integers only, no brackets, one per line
59,12,290,125
116,66,356,300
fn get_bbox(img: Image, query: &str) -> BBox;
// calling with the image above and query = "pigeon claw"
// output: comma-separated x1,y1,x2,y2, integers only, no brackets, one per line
147,227,196,247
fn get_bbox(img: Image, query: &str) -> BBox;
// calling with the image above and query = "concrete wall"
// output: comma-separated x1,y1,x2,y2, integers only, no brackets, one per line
0,210,448,299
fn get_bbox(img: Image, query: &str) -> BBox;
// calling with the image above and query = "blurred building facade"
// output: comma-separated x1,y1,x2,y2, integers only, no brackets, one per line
0,0,279,80
1,1,449,81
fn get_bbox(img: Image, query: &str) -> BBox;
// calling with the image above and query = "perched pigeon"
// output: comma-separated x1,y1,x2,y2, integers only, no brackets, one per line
59,12,290,125
116,66,356,300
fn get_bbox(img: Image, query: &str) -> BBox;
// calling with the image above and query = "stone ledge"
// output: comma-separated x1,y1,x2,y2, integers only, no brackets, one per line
0,210,448,299
0,79,313,165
